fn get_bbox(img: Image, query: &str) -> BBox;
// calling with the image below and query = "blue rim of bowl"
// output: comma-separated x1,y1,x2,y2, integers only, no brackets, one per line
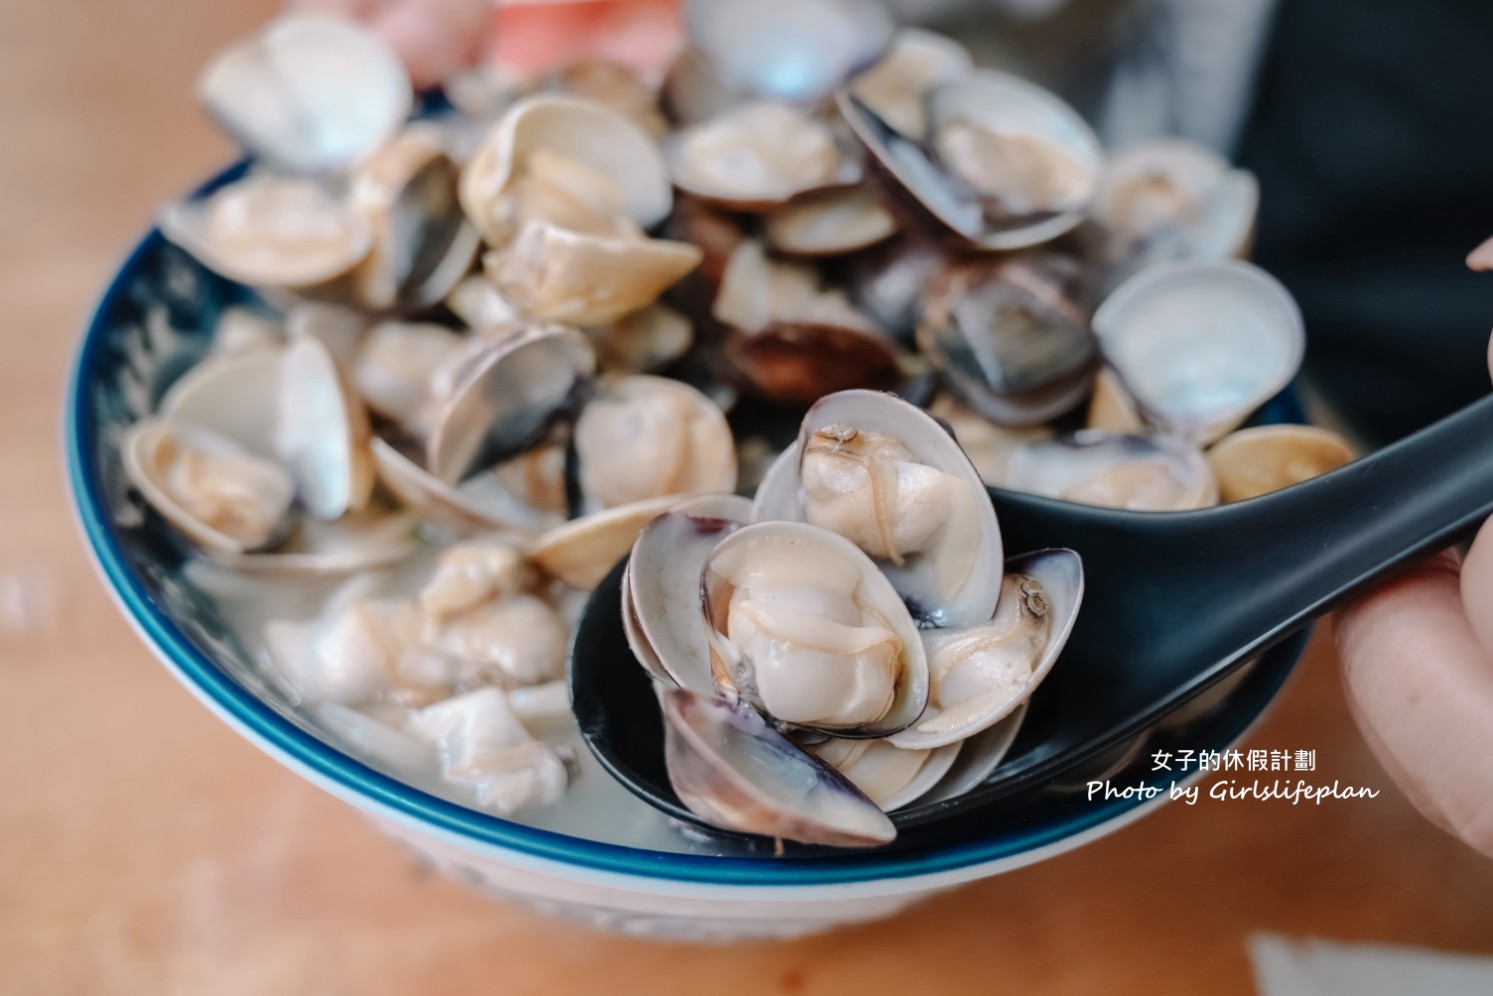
66,184,1307,888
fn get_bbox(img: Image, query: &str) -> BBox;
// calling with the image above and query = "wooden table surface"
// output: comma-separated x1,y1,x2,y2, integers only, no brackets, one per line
3,3,1491,993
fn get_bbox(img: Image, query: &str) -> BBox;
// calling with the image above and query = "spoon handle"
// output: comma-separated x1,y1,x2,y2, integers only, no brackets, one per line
1208,391,1493,660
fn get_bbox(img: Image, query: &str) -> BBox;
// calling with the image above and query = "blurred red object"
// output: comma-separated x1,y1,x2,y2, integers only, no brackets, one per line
490,0,683,77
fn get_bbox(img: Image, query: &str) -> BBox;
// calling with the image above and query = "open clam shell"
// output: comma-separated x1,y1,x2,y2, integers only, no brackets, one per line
624,495,754,692
848,28,972,141
752,389,1003,629
220,505,421,576
917,253,1099,427
370,437,559,535
661,689,896,847
665,103,859,212
838,71,1102,252
890,549,1083,751
1093,260,1304,444
711,239,897,402
1206,424,1355,503
483,222,703,327
459,94,673,245
197,13,412,174
528,492,690,591
160,174,373,298
425,326,595,485
1094,137,1259,279
808,737,961,812
764,185,896,257
915,702,1029,805
348,124,482,311
701,519,931,738
925,72,1102,247
684,0,894,104
277,331,376,521
123,418,296,557
1006,430,1217,510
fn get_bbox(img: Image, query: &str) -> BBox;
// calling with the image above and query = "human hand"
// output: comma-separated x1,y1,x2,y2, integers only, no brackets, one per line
1334,238,1493,857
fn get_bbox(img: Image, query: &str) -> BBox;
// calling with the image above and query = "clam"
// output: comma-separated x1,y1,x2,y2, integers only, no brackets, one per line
1093,260,1304,444
351,321,467,439
460,95,673,247
139,344,409,571
210,307,284,358
684,0,894,104
572,374,737,513
700,520,931,738
917,253,1099,427
838,70,1103,251
123,418,296,556
1207,425,1355,503
276,331,376,520
197,13,411,174
712,239,897,403
624,495,755,691
483,221,703,327
373,327,595,534
425,327,595,486
807,737,960,811
666,104,857,212
529,492,703,591
764,185,896,257
849,28,972,140
160,174,373,300
1084,368,1146,433
346,124,482,311
661,688,895,846
929,394,1052,486
890,550,1082,749
223,506,422,577
589,302,695,374
1094,138,1259,281
1006,430,1218,511
753,389,1002,628
841,237,952,342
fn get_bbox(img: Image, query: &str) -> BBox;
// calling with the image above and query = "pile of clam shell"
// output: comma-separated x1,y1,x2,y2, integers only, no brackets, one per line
120,3,1354,836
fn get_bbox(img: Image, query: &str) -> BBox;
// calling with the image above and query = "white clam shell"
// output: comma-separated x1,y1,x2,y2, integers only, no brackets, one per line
890,549,1083,750
1095,137,1259,270
460,95,673,245
159,174,373,295
197,13,412,174
1006,430,1218,511
662,688,896,847
1093,260,1304,444
625,496,754,693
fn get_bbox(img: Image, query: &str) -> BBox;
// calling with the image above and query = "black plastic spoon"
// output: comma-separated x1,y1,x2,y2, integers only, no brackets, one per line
571,393,1493,830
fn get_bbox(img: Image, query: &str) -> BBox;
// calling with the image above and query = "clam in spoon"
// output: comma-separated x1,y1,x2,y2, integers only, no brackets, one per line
571,392,1493,835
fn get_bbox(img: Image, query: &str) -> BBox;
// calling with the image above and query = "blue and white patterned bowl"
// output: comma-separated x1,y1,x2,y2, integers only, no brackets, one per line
66,166,1309,941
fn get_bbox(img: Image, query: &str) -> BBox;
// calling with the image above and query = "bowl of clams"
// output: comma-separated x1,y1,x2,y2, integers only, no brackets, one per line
67,3,1354,941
